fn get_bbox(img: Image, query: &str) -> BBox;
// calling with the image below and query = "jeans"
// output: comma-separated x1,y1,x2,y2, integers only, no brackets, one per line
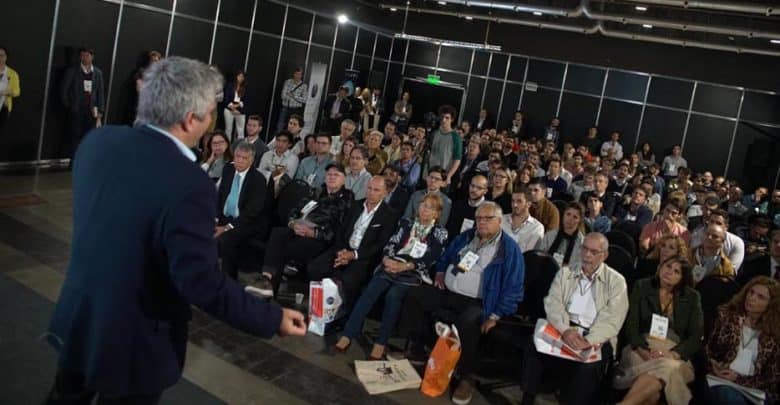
707,385,759,405
341,273,410,345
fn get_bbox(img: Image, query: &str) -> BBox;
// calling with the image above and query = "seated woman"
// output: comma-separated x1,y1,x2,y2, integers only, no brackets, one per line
615,256,703,405
487,165,513,214
537,201,585,267
635,235,690,284
333,193,448,360
199,131,232,182
705,276,780,405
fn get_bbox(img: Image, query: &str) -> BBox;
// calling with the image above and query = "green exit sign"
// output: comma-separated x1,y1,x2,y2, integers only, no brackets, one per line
426,74,441,85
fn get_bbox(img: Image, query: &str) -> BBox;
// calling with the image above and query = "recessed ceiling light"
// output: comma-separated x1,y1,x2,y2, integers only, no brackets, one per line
337,14,349,24
390,7,397,12
465,15,473,20
438,1,447,5
771,39,780,44
642,24,653,29
533,11,543,16
635,6,648,11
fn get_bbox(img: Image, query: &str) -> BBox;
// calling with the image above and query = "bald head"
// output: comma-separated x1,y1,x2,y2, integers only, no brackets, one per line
703,223,726,251
365,176,388,206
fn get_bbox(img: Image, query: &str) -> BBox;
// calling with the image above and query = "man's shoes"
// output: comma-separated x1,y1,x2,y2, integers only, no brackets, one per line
452,378,475,405
245,276,274,298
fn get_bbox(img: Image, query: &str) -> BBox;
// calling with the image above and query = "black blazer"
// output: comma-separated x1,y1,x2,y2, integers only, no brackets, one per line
736,255,774,286
386,185,411,213
334,200,399,262
47,125,281,396
217,164,268,232
322,95,352,118
451,156,483,200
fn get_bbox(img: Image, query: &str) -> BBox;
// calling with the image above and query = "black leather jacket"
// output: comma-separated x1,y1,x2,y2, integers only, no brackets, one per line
288,185,354,242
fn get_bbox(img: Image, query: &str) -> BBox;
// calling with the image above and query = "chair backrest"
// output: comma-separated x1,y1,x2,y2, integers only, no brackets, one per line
518,250,560,320
553,200,568,219
696,276,741,336
605,244,635,281
276,179,313,223
605,230,637,259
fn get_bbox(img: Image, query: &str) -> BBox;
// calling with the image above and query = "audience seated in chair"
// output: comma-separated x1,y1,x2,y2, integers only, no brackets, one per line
579,172,618,219
501,188,545,253
537,202,585,267
215,141,269,279
521,233,629,405
307,176,399,307
615,256,703,405
447,174,488,239
394,202,524,405
635,235,690,286
704,276,780,404
403,166,452,227
737,228,780,286
639,197,690,254
690,208,746,272
293,133,334,188
528,178,560,232
333,193,448,360
381,163,411,213
247,163,353,298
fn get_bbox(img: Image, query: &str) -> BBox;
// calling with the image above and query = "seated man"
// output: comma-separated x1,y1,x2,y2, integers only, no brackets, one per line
258,130,299,189
294,133,334,188
215,141,269,278
737,228,780,285
528,178,560,232
345,145,373,200
612,188,653,237
249,163,354,297
690,208,745,271
502,188,545,253
231,115,268,168
394,202,524,405
307,176,399,306
521,233,629,405
639,197,690,253
403,166,452,227
607,162,633,197
447,174,488,238
579,172,618,218
382,164,411,212
544,157,568,196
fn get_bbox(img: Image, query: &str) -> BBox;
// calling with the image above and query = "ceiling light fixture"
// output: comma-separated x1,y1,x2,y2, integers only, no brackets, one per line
438,1,447,5
771,39,780,44
635,6,648,11
390,7,397,12
533,11,543,16
642,24,653,28
337,14,349,24
394,33,501,51
465,15,473,20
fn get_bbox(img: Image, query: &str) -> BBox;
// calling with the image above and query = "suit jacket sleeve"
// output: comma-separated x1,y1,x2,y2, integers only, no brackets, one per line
356,206,399,260
96,68,106,113
162,182,282,338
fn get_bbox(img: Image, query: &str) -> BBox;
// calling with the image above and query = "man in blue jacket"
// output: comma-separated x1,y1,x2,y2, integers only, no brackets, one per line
394,201,525,405
45,57,306,404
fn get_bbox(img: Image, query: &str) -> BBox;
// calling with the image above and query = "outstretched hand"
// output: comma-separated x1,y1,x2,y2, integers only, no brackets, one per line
278,308,307,337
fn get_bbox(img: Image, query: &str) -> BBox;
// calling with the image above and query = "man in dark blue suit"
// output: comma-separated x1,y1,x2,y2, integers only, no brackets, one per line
46,57,306,404
215,140,269,279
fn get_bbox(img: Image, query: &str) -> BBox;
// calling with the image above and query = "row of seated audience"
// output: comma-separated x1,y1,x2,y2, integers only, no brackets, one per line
200,102,780,405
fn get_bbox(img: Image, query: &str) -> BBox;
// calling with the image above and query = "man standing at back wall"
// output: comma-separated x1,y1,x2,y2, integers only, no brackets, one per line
46,57,306,404
60,47,104,164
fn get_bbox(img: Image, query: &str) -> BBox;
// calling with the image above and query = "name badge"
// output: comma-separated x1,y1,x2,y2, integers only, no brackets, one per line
460,218,475,233
546,132,554,141
301,200,318,216
306,173,317,186
649,313,669,340
626,214,637,222
83,80,93,93
546,188,553,198
553,252,564,266
457,251,480,272
667,164,676,173
410,240,427,259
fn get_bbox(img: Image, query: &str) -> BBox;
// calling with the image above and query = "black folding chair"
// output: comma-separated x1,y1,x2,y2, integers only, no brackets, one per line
605,244,635,282
696,276,740,337
605,230,637,259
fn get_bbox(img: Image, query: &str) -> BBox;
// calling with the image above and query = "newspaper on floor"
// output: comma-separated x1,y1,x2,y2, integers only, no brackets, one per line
355,359,422,395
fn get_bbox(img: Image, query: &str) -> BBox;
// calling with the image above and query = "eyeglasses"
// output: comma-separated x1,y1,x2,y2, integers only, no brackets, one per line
428,176,443,181
581,245,605,256
474,215,498,222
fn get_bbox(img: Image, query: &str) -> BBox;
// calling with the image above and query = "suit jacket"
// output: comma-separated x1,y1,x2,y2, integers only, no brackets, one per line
580,190,618,218
385,185,411,213
47,125,282,396
736,255,774,286
217,164,268,233
222,82,252,114
334,200,399,262
322,95,352,119
624,277,703,359
60,64,105,113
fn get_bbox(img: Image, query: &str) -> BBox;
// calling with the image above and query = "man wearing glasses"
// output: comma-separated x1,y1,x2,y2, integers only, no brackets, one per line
294,133,334,188
394,202,525,405
521,233,629,405
402,166,452,227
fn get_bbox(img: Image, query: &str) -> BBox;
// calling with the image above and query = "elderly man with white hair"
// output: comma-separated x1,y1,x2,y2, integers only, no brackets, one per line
393,201,525,405
520,232,629,405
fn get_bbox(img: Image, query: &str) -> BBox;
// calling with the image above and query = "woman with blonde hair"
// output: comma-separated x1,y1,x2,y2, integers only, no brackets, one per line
636,235,690,282
705,276,780,404
488,165,513,213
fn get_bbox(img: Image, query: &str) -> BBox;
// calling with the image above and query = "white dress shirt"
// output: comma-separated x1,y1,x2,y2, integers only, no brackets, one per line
349,201,382,255
501,214,545,253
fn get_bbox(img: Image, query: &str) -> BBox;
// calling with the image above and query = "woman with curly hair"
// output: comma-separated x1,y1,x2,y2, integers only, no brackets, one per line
705,276,780,404
635,235,690,283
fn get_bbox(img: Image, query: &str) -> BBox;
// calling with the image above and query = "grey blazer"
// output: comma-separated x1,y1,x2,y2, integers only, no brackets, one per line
60,65,106,114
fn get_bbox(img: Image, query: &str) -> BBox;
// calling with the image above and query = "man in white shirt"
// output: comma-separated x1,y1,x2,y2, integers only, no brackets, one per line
258,131,299,182
690,208,745,272
502,188,544,253
600,131,624,162
345,145,373,200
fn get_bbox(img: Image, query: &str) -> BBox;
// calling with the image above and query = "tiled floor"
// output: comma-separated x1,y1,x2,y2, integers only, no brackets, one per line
0,170,547,405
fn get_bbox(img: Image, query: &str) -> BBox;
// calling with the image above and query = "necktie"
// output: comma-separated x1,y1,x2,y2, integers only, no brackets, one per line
224,174,240,218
